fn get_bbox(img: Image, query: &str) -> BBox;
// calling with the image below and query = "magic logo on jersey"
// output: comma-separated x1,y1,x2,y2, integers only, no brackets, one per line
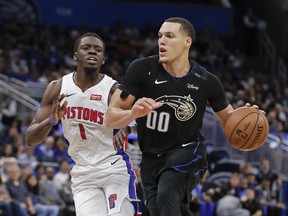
62,106,104,124
155,95,196,121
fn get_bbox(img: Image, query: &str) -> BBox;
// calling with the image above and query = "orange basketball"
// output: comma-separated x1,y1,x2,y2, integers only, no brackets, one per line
224,107,269,151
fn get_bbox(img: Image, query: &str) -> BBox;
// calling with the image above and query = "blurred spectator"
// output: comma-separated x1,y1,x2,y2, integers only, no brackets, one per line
0,92,17,132
190,170,216,216
20,164,34,183
1,126,21,147
0,175,23,216
5,164,36,216
53,159,71,191
34,163,46,181
25,174,60,216
17,147,38,168
268,103,287,130
246,173,258,189
103,59,125,82
35,136,57,163
241,188,263,216
216,190,250,216
256,159,280,193
1,143,16,158
281,87,288,109
225,173,242,198
238,176,249,198
228,49,245,79
0,157,18,183
255,178,285,216
0,56,12,76
38,66,60,84
270,120,288,143
10,50,29,75
240,163,255,176
39,167,65,210
143,31,158,50
53,136,73,164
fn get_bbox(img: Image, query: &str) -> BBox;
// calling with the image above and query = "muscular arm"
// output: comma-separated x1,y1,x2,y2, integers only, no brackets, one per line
108,82,118,104
105,89,137,129
25,79,67,146
214,104,234,128
105,89,162,129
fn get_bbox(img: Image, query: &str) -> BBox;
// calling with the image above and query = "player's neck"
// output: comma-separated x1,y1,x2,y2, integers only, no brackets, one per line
73,71,104,91
162,59,191,78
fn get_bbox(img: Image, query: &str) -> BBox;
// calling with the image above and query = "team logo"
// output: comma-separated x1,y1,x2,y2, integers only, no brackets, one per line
155,95,196,121
90,94,102,101
108,194,118,209
187,83,199,90
66,93,76,97
155,79,168,85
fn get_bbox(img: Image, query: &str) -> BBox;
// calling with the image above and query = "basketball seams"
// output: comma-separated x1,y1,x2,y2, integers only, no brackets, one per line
255,113,269,149
228,111,258,148
238,111,260,150
249,112,269,150
224,107,269,151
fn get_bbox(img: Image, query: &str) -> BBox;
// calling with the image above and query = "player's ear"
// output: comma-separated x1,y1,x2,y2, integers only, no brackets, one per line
102,57,105,65
73,52,77,61
185,37,192,48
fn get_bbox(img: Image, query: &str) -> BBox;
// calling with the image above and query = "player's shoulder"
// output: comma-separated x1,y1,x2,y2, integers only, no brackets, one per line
41,78,63,104
48,72,73,93
47,78,63,90
102,74,118,92
192,61,218,80
103,73,117,82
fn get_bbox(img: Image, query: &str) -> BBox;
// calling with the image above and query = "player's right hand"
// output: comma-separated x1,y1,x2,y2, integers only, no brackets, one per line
131,97,162,118
50,93,68,123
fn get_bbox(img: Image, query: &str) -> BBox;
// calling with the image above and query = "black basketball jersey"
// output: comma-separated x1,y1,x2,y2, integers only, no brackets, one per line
119,55,229,154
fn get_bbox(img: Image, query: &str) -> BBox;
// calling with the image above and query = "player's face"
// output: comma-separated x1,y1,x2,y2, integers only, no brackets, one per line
74,36,105,71
158,22,191,63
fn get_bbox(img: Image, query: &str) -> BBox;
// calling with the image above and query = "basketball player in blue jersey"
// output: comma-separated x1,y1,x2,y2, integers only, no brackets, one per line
25,33,140,216
105,17,263,216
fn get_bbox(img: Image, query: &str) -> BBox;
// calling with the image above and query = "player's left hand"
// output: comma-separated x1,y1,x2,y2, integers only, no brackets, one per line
113,128,130,150
244,103,266,114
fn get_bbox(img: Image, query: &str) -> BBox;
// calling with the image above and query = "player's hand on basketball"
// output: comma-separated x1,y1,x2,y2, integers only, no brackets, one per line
113,128,130,150
131,97,162,118
50,93,68,123
225,106,269,151
244,103,266,114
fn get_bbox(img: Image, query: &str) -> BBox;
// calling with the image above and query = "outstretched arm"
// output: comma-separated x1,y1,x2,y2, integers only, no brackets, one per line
25,79,67,146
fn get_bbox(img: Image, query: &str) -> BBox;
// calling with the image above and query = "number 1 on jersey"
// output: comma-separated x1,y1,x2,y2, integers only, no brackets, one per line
79,124,87,140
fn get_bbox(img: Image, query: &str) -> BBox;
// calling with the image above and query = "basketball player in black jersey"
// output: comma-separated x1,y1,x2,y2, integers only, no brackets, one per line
105,17,261,216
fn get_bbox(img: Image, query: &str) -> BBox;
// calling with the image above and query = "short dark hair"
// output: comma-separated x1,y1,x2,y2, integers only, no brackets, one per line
164,17,195,41
73,32,105,53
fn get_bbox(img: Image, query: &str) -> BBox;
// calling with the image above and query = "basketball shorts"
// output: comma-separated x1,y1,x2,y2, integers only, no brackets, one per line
70,152,140,216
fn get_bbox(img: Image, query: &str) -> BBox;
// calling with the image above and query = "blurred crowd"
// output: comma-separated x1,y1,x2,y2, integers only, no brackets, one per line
0,17,288,215
188,159,287,216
